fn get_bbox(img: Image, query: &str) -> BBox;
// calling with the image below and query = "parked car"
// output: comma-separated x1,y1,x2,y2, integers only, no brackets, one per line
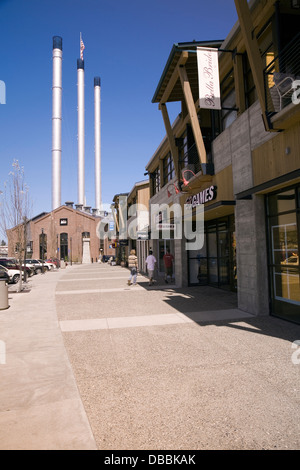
0,258,34,277
22,259,45,274
102,255,116,263
0,264,24,284
281,254,299,265
0,266,10,283
46,258,60,268
38,259,56,270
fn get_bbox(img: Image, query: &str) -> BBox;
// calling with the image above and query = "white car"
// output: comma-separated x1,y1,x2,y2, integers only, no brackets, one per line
38,260,55,270
0,264,24,284
22,259,44,274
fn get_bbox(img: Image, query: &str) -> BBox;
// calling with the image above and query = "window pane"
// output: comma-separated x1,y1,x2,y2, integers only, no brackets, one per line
218,228,228,258
273,267,300,304
270,216,298,271
219,258,230,286
188,238,207,259
208,258,218,284
208,231,217,257
268,189,296,215
189,258,207,284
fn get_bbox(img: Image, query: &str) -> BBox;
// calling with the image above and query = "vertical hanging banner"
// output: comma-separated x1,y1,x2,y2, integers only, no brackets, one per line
197,47,221,110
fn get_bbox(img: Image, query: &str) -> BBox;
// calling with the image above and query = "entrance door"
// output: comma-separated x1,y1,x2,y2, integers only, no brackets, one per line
60,233,68,261
188,215,236,291
39,233,47,260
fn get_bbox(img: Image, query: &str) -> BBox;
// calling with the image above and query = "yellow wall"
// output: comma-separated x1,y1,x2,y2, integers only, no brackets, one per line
252,121,300,187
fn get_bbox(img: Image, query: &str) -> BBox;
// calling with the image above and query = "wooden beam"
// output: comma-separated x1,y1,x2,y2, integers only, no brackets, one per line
159,102,180,180
234,0,271,130
178,64,207,167
160,51,189,104
233,54,246,115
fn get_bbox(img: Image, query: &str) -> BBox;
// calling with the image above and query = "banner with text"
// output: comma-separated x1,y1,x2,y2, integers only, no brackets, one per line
197,46,221,110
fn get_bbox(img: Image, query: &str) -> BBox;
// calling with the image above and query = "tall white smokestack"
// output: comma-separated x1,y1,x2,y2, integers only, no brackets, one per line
94,77,101,213
52,36,62,210
77,58,85,206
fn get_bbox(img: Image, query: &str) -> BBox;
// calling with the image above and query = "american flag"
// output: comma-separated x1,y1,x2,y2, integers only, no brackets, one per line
80,34,85,60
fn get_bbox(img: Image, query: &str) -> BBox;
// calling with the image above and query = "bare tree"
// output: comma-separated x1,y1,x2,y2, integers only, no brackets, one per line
0,160,32,292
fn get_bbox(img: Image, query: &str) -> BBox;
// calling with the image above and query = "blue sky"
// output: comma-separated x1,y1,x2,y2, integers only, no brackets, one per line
0,0,238,219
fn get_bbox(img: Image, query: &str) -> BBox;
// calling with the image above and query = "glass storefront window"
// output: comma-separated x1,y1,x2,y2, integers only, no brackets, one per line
189,257,207,285
188,215,236,291
274,268,300,304
207,229,217,257
268,189,296,215
267,186,300,324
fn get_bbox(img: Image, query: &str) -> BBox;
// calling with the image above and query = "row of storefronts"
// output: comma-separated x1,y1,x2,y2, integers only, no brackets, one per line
113,0,300,325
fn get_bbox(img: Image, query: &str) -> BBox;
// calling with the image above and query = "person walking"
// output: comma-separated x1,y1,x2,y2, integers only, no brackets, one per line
127,249,138,286
145,249,156,286
163,249,174,284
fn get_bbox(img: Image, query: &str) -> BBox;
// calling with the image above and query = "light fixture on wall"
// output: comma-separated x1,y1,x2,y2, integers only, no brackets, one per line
181,169,196,186
167,183,181,197
291,0,300,8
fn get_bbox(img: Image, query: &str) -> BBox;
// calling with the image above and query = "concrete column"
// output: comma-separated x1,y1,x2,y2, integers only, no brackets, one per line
235,195,269,315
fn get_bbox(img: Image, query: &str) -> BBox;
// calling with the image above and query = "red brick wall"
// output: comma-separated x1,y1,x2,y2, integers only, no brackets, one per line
8,206,114,263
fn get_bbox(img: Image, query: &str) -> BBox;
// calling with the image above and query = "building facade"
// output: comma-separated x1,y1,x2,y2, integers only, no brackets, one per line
7,204,114,264
112,181,150,270
145,0,300,324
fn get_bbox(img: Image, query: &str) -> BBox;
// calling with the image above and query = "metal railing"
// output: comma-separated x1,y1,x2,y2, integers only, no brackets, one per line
264,32,300,117
179,143,213,178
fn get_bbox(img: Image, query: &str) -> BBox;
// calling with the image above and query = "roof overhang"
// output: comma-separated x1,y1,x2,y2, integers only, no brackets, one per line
152,40,224,104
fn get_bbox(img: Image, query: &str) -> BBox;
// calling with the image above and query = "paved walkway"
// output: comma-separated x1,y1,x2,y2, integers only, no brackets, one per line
1,263,300,450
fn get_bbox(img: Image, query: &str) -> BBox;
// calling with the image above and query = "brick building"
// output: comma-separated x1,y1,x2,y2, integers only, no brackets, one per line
7,203,114,263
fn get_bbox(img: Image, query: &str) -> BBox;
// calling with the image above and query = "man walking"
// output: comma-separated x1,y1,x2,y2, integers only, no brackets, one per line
128,249,138,286
163,249,174,284
145,250,156,286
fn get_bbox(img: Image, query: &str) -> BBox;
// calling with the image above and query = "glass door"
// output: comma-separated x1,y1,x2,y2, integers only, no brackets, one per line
218,222,230,289
188,215,235,291
60,233,68,261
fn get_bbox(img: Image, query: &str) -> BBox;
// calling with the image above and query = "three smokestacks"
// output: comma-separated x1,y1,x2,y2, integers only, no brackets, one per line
52,36,102,214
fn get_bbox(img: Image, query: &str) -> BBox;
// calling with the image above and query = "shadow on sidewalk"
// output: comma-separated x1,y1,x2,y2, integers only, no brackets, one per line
138,278,300,343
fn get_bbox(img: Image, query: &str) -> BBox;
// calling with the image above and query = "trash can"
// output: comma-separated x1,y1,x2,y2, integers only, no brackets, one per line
0,279,9,310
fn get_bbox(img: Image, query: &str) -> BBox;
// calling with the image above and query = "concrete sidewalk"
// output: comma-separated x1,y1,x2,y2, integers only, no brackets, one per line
0,268,97,450
1,263,300,450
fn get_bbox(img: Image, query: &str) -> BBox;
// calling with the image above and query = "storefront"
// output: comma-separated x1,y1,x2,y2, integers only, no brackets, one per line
188,214,236,291
266,184,300,324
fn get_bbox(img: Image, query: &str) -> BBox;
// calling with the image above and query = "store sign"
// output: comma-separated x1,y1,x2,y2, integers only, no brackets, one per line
186,185,217,208
156,223,175,230
197,47,221,110
137,231,149,240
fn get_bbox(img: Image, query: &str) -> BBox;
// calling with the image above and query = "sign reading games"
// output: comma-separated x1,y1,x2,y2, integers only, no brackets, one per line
197,47,221,110
186,185,217,208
